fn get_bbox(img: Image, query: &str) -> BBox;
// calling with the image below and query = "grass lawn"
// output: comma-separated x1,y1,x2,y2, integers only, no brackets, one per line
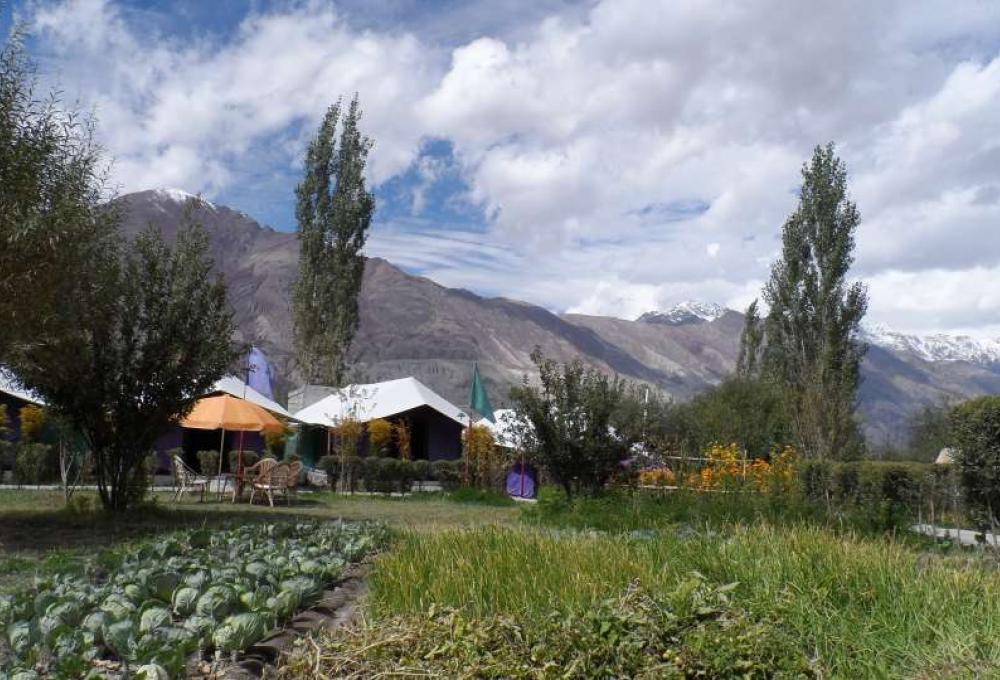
0,488,517,593
6,487,1000,677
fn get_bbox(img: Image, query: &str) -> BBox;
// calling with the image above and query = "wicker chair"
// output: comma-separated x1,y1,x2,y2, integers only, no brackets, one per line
171,454,208,503
235,457,278,503
249,461,290,507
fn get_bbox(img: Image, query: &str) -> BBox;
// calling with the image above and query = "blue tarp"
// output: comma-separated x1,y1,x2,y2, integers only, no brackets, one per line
506,461,537,499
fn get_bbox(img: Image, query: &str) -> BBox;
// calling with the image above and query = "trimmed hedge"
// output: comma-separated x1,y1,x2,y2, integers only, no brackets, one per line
798,460,957,530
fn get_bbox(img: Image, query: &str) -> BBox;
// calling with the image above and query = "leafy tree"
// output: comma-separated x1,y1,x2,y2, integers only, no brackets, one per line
676,377,791,459
0,31,116,362
511,350,642,498
738,144,868,460
12,211,239,511
292,95,375,385
905,401,954,463
949,396,1000,529
367,418,393,456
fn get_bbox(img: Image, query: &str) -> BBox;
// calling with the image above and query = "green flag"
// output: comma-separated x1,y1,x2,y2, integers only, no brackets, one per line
470,363,495,423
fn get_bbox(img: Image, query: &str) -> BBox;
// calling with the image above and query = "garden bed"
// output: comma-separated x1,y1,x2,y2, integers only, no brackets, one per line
0,521,389,678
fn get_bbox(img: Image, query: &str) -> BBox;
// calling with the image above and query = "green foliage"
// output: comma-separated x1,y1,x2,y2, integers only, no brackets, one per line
11,213,240,512
0,522,387,676
292,95,375,385
411,459,430,482
366,523,1000,676
227,449,260,473
906,402,954,463
317,455,339,489
797,460,954,531
950,396,1000,526
195,450,219,476
13,442,58,484
285,579,814,678
431,460,463,491
359,457,415,495
739,144,867,461
672,377,791,459
510,349,643,498
0,33,117,362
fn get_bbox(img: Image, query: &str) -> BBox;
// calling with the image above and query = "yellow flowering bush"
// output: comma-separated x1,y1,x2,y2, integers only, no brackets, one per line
680,443,799,494
638,468,676,487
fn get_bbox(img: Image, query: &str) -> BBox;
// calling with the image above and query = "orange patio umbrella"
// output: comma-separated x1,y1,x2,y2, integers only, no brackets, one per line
181,394,285,477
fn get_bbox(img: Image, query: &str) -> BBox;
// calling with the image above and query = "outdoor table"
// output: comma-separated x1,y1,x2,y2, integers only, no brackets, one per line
212,473,237,502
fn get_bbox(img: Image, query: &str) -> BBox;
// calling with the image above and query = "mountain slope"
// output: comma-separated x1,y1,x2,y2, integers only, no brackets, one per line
115,189,1000,444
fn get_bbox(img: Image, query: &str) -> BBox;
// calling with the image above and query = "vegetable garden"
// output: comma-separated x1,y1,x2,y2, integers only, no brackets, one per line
0,521,388,679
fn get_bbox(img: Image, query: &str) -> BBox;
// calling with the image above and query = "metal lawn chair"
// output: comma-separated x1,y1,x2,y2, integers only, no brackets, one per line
171,454,208,503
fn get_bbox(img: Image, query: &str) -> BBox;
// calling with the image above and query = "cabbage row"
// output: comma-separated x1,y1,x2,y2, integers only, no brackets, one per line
0,521,388,679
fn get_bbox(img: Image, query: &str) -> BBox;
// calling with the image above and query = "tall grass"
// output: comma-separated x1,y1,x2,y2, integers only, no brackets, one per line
369,524,1000,676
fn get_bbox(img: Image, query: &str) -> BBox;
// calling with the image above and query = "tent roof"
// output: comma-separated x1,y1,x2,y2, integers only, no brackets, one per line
210,376,293,419
293,377,469,427
0,369,44,406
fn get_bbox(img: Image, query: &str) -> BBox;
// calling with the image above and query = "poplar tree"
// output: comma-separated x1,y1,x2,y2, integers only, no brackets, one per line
292,95,375,385
739,144,868,460
0,31,116,362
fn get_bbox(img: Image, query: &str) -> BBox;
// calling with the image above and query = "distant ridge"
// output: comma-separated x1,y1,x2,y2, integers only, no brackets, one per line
113,189,1000,445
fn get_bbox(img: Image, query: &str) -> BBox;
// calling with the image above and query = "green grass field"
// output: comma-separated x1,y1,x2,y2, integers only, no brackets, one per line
4,487,1000,678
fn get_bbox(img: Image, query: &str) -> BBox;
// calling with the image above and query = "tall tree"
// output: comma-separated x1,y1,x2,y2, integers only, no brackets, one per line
738,144,868,460
12,208,239,511
292,95,375,385
0,31,116,362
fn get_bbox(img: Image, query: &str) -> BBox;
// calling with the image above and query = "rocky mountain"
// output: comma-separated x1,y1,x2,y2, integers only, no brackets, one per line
116,189,1000,446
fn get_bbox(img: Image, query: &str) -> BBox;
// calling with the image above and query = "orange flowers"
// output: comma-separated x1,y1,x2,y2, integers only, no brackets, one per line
641,443,799,493
639,467,676,487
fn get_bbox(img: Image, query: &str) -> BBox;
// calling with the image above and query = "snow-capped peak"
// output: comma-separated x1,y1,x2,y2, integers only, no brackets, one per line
637,301,729,326
861,324,1000,365
153,187,215,209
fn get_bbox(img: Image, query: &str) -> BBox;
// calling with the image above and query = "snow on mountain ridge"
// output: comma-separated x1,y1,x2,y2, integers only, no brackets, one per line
862,324,1000,364
154,187,215,209
637,301,729,326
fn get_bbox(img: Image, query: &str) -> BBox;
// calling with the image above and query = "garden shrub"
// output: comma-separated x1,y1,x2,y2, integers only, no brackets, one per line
228,449,260,472
431,459,463,491
14,442,58,484
411,459,431,482
368,419,393,456
341,454,361,493
196,449,219,475
318,455,340,489
950,396,1000,527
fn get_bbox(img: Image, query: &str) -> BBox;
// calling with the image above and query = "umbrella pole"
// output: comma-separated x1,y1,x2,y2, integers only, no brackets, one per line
237,430,245,479
217,428,226,478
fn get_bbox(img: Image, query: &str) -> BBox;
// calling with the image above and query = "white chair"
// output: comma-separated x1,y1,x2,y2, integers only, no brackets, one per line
171,454,208,503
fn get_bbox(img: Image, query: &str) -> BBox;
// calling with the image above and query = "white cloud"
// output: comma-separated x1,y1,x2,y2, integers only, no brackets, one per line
23,0,1000,338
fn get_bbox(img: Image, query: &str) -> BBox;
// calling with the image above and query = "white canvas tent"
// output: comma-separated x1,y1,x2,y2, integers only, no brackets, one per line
293,377,468,427
0,369,45,406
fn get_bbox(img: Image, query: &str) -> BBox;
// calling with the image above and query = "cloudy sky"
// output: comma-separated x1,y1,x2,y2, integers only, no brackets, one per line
5,0,1000,337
